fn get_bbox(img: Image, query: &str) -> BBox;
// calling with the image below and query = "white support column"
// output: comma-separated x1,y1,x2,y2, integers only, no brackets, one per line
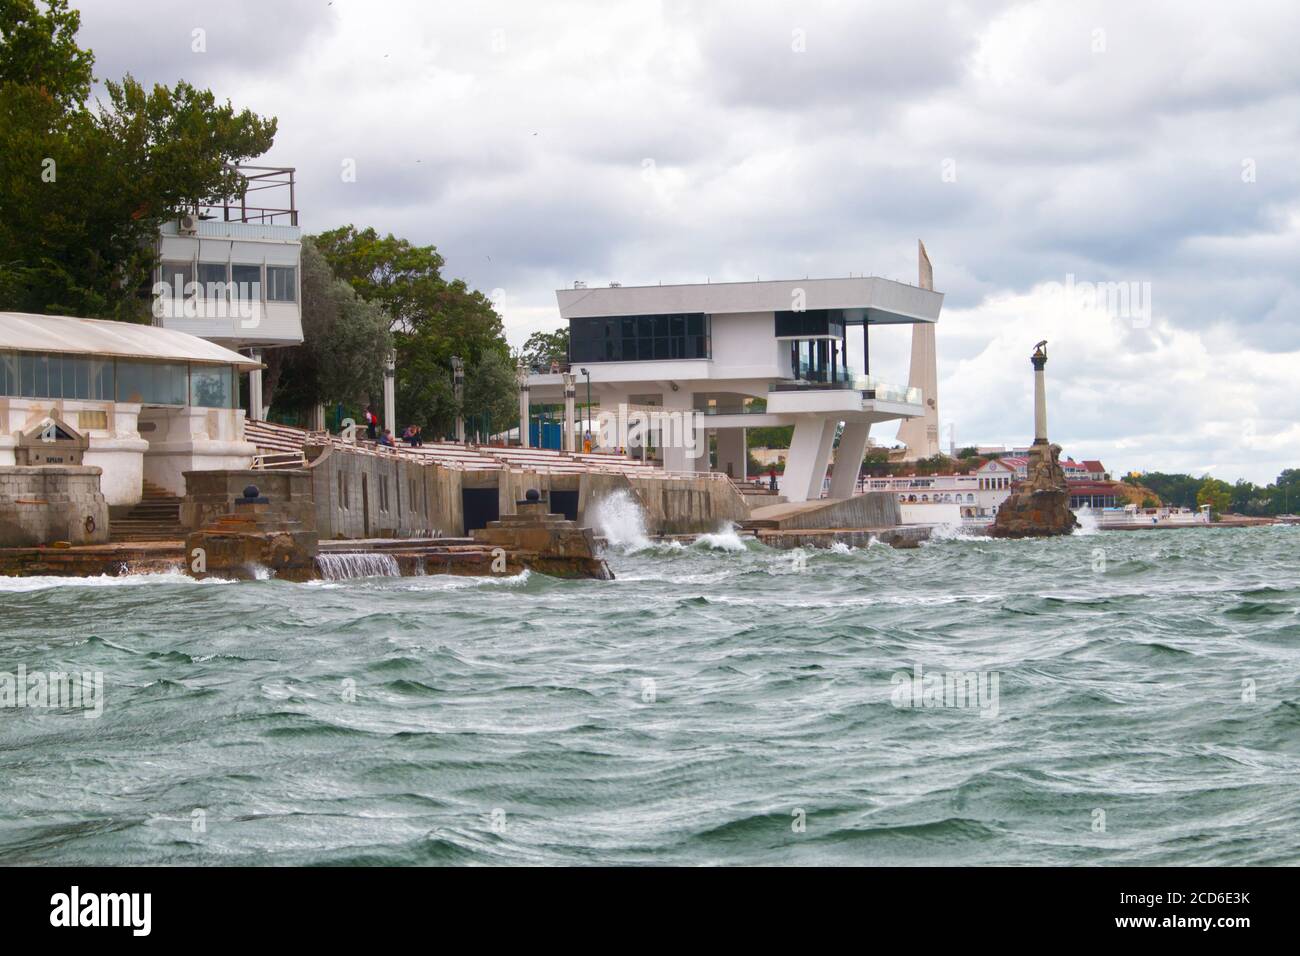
689,427,712,473
516,361,531,448
661,387,693,471
382,349,396,435
562,372,577,452
247,348,264,422
782,417,837,503
716,427,746,480
829,421,871,498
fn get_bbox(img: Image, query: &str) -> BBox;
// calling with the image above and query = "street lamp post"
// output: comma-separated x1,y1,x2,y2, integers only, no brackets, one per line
580,367,591,448
450,355,465,443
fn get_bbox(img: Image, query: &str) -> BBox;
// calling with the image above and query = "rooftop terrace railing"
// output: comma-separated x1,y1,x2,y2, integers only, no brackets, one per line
196,165,298,226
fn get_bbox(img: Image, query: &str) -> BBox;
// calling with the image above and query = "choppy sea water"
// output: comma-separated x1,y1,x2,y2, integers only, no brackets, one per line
1,525,1298,866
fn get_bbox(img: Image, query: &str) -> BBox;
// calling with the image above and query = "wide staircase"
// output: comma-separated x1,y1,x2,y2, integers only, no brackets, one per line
108,481,185,542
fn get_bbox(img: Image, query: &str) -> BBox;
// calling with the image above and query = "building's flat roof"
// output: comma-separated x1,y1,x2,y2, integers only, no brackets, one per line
0,312,262,369
557,276,943,324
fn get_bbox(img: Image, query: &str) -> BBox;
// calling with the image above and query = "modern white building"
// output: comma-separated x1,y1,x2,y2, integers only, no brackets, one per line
0,312,261,505
526,273,944,503
151,166,304,422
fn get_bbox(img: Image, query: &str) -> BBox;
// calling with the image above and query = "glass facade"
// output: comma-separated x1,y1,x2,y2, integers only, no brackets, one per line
231,264,262,303
568,313,710,363
162,260,278,303
774,308,847,339
267,266,296,302
198,263,229,297
189,365,234,409
0,352,115,400
116,361,187,405
0,351,237,407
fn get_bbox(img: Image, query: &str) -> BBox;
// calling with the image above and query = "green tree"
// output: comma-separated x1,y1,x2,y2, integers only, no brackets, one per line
748,424,794,448
521,327,569,370
1196,476,1232,517
463,348,519,440
0,0,92,109
1125,472,1201,509
312,225,509,436
0,0,277,318
262,239,391,419
862,449,891,475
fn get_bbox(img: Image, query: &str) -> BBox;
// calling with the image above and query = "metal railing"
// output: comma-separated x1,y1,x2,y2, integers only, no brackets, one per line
197,165,297,226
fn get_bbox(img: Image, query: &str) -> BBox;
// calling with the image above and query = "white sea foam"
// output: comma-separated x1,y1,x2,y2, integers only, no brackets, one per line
590,491,652,552
396,569,532,590
1073,508,1101,535
693,523,748,552
925,522,986,543
0,571,229,592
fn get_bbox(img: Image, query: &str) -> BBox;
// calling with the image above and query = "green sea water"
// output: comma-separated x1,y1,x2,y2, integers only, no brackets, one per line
1,525,1297,865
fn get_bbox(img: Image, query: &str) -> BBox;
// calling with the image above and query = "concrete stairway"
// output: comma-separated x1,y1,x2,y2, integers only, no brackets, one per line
109,481,185,542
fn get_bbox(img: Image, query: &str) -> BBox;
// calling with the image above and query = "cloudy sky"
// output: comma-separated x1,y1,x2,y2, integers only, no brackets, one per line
76,0,1300,482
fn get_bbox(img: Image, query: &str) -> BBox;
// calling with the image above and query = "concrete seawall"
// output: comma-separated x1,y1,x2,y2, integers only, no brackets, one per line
283,442,753,539
0,465,109,547
625,475,751,535
749,492,902,531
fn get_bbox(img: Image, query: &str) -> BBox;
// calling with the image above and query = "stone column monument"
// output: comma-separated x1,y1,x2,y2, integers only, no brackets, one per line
989,341,1080,538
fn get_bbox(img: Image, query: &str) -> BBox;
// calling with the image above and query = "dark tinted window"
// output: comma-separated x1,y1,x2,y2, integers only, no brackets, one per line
568,313,710,363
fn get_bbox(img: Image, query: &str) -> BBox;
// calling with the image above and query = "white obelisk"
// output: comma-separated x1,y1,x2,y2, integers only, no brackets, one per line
896,240,940,459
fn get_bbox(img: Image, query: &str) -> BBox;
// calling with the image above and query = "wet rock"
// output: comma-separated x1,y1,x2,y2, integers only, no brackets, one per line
989,443,1080,538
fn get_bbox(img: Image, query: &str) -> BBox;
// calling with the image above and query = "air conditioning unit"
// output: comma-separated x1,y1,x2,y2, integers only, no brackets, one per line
609,281,621,288
178,213,199,235
573,280,587,289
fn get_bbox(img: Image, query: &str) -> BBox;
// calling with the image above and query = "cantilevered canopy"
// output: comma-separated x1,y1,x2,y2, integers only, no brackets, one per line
0,312,263,370
557,276,943,325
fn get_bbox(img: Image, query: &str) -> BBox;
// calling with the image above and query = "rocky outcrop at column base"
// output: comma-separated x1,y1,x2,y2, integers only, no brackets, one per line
989,442,1080,538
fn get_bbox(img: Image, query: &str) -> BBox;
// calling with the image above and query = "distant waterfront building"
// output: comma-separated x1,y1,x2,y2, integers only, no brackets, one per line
975,458,1019,488
525,273,944,503
864,472,1010,519
1067,480,1124,509
997,455,1029,480
0,312,259,505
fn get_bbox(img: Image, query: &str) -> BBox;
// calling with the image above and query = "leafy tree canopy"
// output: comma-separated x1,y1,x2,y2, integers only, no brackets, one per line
0,0,276,319
521,327,569,369
1196,476,1232,516
311,225,510,438
261,239,392,418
